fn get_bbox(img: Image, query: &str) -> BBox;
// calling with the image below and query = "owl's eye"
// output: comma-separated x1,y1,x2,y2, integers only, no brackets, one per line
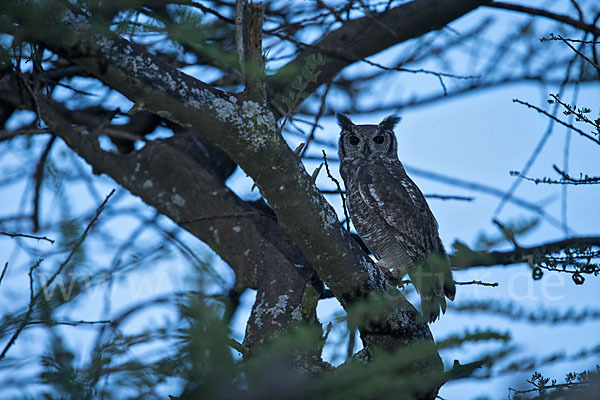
373,135,385,144
348,135,360,145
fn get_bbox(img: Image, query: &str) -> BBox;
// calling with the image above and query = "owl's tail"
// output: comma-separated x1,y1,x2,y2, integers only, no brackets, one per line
408,254,456,323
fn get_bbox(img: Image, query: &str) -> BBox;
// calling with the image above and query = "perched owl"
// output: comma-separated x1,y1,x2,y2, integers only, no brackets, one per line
337,114,455,322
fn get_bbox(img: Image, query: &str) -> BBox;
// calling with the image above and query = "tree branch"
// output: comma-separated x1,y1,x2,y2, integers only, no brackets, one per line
486,1,600,36
269,0,490,106
7,1,440,352
450,236,600,269
0,73,321,354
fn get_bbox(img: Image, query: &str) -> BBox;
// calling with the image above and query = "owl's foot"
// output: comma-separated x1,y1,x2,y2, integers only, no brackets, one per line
374,259,405,285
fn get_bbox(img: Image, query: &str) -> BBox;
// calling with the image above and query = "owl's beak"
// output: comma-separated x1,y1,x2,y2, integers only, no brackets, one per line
362,144,370,158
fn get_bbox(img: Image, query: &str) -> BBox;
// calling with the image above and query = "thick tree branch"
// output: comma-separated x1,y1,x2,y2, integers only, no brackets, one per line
0,74,321,354
269,0,490,105
2,1,443,358
450,236,600,269
487,2,600,36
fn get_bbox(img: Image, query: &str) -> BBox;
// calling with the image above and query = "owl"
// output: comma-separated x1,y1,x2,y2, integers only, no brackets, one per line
337,113,455,322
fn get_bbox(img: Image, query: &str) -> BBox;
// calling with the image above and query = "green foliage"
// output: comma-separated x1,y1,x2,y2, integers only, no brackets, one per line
40,337,95,399
509,366,600,399
281,53,326,114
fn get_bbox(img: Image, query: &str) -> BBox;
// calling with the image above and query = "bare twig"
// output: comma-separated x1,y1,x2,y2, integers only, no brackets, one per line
487,2,600,36
549,93,600,131
300,82,331,158
0,262,8,287
0,258,43,360
494,38,585,218
41,189,115,294
32,135,56,232
512,165,600,186
0,231,55,243
513,99,600,145
424,194,474,202
322,150,350,231
555,34,600,70
553,165,600,185
454,280,499,287
25,319,113,327
541,36,600,44
0,189,115,360
267,29,478,96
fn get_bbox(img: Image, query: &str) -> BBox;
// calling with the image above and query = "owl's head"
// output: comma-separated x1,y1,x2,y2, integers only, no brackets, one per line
337,114,401,161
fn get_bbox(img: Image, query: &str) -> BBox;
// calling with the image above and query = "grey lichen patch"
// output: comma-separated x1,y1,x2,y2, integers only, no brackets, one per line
209,226,220,245
172,193,186,207
291,304,303,322
361,257,386,291
183,88,277,151
270,295,289,322
142,179,153,189
253,292,267,329
156,110,171,119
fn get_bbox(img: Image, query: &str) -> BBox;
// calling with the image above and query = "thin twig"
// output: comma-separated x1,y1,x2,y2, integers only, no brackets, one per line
0,262,8,287
541,36,600,44
0,231,55,243
555,34,600,70
32,135,56,232
454,280,499,287
40,189,115,295
549,93,600,131
0,190,116,360
513,166,600,186
513,99,600,145
25,319,113,327
322,150,350,231
0,258,43,360
423,194,474,202
487,2,600,36
229,338,246,355
553,165,600,184
494,38,585,218
266,30,478,94
300,82,331,158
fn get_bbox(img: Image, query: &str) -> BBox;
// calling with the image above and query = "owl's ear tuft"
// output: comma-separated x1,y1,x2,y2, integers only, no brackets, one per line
336,113,354,131
379,115,401,131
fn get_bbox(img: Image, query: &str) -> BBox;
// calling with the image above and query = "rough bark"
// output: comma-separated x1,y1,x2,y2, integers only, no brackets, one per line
0,75,321,356
0,1,506,396
3,1,438,353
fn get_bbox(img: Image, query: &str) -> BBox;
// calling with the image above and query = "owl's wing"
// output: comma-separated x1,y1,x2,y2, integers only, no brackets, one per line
355,162,440,259
355,162,455,322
